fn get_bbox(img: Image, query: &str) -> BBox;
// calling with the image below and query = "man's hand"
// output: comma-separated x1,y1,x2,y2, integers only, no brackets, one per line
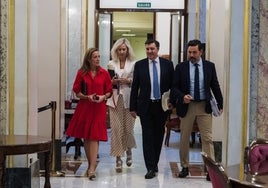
168,103,173,109
183,94,193,104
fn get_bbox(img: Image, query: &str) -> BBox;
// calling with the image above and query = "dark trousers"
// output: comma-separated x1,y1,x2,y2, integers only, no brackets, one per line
139,101,167,171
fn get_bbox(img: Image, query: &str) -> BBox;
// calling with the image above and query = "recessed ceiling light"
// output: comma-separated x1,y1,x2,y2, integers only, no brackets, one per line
122,33,136,37
116,29,131,32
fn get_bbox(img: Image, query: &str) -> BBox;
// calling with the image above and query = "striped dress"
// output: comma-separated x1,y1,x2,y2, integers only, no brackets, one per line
106,60,137,157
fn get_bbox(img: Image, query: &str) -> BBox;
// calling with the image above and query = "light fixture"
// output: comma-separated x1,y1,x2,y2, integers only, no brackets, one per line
116,29,131,32
122,33,136,37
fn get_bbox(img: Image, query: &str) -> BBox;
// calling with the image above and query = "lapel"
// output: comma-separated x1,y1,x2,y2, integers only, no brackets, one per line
122,60,132,76
111,61,120,74
111,60,133,78
159,58,164,89
144,58,151,83
185,61,191,88
125,60,131,69
202,60,208,87
140,59,151,92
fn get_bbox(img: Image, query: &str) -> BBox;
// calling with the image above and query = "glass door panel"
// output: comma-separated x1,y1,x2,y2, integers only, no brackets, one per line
98,13,112,68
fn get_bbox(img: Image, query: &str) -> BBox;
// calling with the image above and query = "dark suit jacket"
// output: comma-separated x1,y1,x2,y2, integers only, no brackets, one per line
170,60,223,118
130,57,174,116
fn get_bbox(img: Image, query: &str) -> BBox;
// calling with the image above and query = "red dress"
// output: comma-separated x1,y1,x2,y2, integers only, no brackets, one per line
66,67,112,141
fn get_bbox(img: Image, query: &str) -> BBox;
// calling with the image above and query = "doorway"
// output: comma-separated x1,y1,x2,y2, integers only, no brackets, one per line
98,11,154,65
113,12,154,60
98,10,185,68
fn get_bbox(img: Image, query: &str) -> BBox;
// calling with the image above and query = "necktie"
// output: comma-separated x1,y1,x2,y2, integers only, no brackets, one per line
194,64,200,101
152,60,160,99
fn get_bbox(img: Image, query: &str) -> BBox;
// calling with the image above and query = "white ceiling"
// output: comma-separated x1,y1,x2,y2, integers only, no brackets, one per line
113,12,154,38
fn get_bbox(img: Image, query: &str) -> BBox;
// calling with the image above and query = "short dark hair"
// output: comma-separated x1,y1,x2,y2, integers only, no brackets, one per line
187,39,202,51
145,39,160,49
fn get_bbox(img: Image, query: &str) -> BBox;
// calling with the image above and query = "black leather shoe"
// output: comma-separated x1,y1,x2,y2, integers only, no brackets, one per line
178,167,189,178
145,170,156,179
206,173,211,181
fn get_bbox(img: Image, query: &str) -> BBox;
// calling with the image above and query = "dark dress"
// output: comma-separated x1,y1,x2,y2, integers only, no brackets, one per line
66,67,112,141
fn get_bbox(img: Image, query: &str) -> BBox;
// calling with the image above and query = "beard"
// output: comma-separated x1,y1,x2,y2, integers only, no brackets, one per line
189,57,197,63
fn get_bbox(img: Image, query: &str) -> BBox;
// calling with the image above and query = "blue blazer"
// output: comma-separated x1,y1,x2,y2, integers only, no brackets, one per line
130,57,174,116
170,60,223,117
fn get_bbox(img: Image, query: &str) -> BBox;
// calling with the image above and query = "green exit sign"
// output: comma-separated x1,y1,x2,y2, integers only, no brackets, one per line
137,2,151,8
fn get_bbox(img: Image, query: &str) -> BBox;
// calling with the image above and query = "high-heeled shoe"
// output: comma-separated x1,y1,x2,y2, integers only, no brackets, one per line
84,168,90,177
126,151,132,167
88,171,96,180
115,159,123,173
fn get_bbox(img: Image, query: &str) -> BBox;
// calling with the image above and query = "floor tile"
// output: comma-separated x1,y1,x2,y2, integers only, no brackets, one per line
40,117,212,188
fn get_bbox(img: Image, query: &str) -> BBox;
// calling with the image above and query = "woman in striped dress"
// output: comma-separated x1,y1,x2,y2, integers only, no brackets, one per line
106,38,137,173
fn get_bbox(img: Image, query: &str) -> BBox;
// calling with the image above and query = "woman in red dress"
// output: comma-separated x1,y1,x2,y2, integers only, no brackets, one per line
66,48,112,180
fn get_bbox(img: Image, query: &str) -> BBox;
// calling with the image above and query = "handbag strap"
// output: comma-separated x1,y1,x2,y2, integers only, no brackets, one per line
70,91,75,101
112,95,117,109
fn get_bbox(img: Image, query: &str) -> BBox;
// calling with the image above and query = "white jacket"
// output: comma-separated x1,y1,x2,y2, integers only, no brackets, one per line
106,60,135,109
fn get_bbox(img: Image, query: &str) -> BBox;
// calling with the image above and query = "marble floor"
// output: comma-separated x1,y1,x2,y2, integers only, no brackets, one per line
40,117,212,188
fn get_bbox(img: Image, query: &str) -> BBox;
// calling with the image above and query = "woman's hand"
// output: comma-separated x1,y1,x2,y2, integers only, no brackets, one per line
112,75,131,86
117,78,131,85
87,94,96,102
92,94,107,103
112,77,120,85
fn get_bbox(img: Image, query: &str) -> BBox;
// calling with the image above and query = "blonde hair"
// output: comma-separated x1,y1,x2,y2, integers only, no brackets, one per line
110,38,135,62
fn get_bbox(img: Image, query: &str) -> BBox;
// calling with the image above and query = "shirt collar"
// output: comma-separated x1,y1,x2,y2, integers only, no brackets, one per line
190,59,202,66
150,57,160,64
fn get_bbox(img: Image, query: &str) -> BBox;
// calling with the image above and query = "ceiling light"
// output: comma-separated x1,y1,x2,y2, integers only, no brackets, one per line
122,33,136,37
116,29,131,32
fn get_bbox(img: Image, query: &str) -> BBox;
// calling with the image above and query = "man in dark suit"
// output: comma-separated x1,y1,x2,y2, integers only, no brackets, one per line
170,39,223,180
130,39,174,179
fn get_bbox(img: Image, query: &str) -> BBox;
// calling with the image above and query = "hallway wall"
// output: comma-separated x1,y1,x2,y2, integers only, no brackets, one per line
0,0,62,138
1,0,268,171
227,0,246,167
254,0,268,139
0,0,8,135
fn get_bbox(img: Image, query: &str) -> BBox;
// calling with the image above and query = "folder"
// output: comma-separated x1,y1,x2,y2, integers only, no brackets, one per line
210,96,221,117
